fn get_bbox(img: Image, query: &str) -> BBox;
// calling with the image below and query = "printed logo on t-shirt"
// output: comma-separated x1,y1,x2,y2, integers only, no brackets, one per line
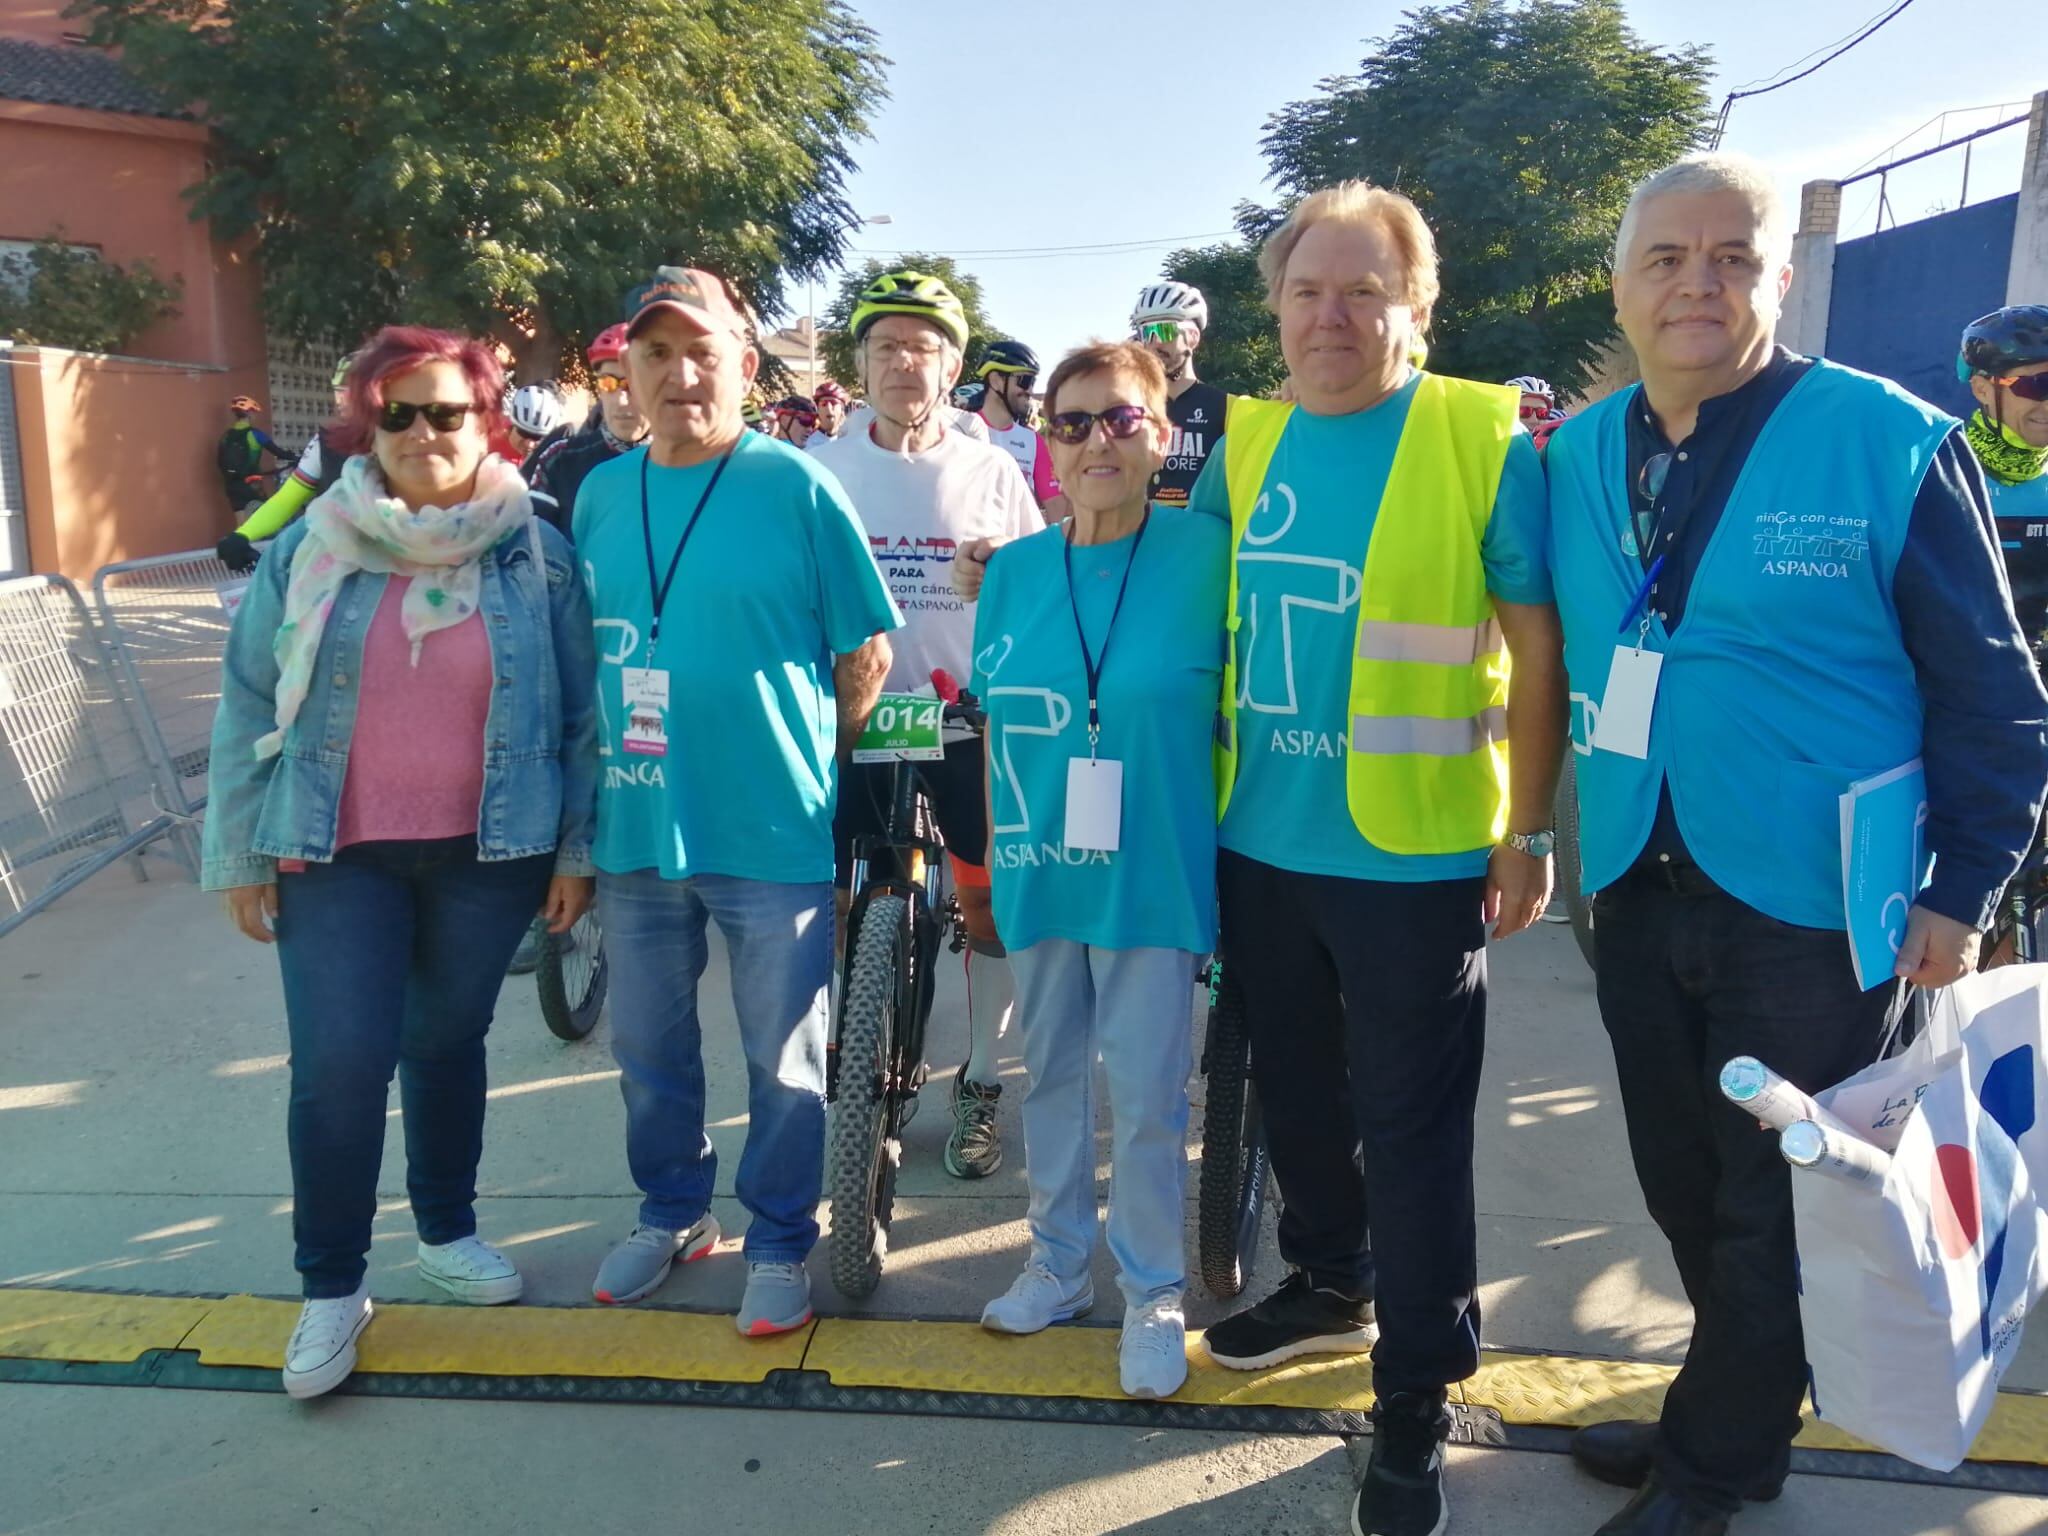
871,533,963,614
1235,479,1362,761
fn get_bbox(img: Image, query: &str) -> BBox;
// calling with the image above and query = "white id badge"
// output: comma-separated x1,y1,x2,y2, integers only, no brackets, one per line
622,666,670,758
1594,645,1662,759
1064,758,1124,852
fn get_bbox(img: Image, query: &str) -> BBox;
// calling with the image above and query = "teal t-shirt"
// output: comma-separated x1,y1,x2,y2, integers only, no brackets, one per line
574,433,903,883
970,509,1229,953
1186,373,1552,882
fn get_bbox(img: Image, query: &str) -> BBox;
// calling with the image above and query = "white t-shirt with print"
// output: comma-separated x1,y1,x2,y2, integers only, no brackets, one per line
809,424,1042,693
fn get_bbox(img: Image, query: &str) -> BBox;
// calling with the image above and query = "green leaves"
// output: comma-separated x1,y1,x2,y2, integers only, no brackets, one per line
0,235,182,353
1254,0,1712,396
81,0,887,376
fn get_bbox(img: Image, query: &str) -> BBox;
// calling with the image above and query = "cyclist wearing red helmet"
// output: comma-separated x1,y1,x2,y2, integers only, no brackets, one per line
528,322,648,534
809,380,851,447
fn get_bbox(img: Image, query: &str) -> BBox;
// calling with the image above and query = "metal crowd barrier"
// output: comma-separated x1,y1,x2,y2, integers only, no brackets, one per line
0,574,183,938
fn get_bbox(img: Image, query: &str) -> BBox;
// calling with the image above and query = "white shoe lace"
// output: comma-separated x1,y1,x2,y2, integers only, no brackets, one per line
748,1260,804,1286
1124,1299,1185,1355
1004,1262,1071,1306
423,1235,513,1279
289,1295,365,1360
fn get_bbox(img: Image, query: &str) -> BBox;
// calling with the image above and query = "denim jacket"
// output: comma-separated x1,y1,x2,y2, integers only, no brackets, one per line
201,510,599,889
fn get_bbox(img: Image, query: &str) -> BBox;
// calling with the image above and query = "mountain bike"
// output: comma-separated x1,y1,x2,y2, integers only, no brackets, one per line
826,682,983,1299
537,906,608,1041
1195,952,1273,1298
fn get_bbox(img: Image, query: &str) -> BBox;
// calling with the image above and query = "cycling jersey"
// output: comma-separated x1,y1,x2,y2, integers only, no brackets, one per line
978,413,1060,504
1990,472,2048,643
233,430,346,538
1152,382,1228,508
217,422,282,479
528,420,643,536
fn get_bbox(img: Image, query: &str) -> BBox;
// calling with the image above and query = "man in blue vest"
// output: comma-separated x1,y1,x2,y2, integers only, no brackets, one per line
1548,154,2048,1536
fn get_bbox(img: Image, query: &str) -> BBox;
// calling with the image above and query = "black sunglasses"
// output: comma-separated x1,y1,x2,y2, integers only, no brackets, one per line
1991,373,2048,403
1045,404,1150,445
377,400,473,434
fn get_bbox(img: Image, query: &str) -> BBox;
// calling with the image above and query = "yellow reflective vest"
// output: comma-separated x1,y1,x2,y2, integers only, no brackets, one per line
1214,374,1518,856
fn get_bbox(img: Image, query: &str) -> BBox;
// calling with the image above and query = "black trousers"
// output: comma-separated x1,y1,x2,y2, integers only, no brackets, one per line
1592,865,1904,1512
1217,850,1488,1398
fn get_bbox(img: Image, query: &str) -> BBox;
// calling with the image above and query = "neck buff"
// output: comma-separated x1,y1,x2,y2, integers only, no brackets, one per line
1967,409,2048,486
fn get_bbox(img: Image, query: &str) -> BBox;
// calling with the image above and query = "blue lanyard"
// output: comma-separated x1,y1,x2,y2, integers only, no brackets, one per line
1619,554,1665,640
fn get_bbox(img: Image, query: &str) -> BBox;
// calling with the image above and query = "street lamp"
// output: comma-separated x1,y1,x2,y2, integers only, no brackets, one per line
810,214,892,390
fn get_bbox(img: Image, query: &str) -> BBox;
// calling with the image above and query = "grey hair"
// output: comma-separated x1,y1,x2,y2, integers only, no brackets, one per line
1613,153,1792,271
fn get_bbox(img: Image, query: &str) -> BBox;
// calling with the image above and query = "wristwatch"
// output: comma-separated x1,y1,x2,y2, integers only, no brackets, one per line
1502,829,1556,859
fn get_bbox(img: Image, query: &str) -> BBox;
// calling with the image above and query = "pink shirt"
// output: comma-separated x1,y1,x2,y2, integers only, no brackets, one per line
334,577,494,849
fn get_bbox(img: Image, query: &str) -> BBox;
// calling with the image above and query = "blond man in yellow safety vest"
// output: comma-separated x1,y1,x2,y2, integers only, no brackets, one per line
1195,181,1566,1536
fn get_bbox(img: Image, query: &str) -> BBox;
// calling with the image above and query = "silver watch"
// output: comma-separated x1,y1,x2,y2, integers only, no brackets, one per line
1503,829,1556,859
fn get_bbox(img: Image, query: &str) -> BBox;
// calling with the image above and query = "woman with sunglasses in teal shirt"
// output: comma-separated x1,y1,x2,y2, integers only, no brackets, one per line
969,341,1228,1401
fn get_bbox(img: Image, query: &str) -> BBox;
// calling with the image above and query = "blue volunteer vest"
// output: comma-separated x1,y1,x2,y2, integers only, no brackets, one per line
1548,360,1955,929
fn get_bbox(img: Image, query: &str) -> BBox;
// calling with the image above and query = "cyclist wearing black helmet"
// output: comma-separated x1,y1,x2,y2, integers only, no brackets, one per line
975,338,1062,509
1960,306,2048,641
811,269,1044,1181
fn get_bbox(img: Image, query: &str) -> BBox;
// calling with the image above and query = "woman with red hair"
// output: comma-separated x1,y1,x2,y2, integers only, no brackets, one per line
202,324,600,1400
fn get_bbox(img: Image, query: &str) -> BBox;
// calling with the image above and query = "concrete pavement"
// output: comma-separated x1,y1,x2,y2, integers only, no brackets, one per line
1,861,2043,1534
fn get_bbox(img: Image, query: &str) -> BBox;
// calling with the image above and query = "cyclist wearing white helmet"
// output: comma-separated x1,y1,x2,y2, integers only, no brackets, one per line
1505,374,1567,450
810,269,1044,1180
1132,281,1230,507
509,381,567,453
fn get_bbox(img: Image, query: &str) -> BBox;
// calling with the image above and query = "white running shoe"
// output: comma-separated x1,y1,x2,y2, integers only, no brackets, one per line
417,1235,524,1305
592,1216,722,1305
1120,1295,1189,1399
282,1284,373,1401
979,1262,1094,1335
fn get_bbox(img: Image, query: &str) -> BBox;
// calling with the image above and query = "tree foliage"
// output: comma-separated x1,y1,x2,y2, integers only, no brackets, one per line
1158,236,1285,399
1256,0,1712,395
817,253,1004,394
0,235,181,353
83,0,887,377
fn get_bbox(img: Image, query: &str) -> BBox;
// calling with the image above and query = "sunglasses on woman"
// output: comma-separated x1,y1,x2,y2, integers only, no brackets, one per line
1045,404,1151,445
377,400,473,434
1992,374,2048,403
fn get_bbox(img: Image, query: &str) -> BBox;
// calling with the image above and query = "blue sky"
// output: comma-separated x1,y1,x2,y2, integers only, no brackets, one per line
818,0,2042,361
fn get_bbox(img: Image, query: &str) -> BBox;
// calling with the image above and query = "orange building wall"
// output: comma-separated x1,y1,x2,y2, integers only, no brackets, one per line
0,0,77,45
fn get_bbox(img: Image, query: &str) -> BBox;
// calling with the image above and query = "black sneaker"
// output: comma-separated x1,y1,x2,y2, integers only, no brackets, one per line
1352,1392,1450,1536
1201,1270,1377,1371
943,1067,1003,1179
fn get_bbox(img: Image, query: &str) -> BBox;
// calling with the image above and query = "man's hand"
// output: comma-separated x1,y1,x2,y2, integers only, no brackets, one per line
951,537,1006,602
1485,845,1553,940
1894,905,1981,987
225,883,278,944
541,875,594,935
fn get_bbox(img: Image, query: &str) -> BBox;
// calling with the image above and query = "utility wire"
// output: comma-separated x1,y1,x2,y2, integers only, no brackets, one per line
850,229,1237,260
1710,0,1917,148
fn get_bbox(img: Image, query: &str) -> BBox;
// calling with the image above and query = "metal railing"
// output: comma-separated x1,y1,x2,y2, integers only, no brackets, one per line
0,574,182,937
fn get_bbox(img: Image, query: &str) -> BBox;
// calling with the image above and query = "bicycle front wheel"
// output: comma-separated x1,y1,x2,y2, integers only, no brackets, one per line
1197,964,1271,1299
828,893,907,1299
537,907,608,1042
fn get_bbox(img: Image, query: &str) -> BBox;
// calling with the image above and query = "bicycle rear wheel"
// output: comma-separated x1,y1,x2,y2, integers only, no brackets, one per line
1556,751,1595,969
537,908,608,1042
1197,963,1271,1299
828,893,907,1299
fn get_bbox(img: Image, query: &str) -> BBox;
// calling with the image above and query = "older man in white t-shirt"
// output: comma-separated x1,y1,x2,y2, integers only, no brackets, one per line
810,270,1042,1182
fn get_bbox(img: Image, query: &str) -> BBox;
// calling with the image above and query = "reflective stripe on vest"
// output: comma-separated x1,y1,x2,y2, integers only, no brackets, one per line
1214,375,1519,855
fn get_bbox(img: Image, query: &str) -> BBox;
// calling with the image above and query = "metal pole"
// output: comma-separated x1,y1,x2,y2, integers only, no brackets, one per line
1961,138,1973,208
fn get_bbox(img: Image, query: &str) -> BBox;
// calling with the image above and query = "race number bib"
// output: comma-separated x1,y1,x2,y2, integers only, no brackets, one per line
851,693,945,764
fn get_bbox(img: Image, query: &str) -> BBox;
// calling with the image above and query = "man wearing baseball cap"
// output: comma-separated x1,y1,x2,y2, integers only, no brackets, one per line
573,266,902,1336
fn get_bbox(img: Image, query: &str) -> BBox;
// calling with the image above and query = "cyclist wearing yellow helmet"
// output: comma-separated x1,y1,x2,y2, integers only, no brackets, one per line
812,268,1044,1180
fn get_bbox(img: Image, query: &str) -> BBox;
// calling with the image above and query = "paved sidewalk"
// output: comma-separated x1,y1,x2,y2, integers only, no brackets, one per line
1,863,2042,1534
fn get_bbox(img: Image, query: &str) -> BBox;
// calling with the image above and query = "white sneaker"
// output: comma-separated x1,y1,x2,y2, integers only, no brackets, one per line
417,1235,524,1305
283,1284,373,1400
980,1262,1094,1335
1120,1295,1189,1399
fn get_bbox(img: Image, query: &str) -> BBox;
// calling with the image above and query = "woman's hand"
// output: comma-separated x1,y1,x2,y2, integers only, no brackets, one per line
225,883,279,944
542,875,595,934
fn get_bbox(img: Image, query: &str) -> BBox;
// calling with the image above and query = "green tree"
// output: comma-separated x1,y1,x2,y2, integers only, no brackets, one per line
1256,0,1712,395
84,0,887,378
0,235,181,353
818,253,1003,393
1158,234,1286,398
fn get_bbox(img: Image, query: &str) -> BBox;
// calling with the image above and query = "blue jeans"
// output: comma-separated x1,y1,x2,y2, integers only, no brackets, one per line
274,837,553,1299
598,869,832,1261
1008,941,1200,1307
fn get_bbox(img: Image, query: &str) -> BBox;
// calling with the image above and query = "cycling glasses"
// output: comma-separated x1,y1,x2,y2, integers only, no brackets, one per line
1045,404,1151,445
1990,373,2048,402
377,400,473,434
592,375,629,395
1137,321,1181,345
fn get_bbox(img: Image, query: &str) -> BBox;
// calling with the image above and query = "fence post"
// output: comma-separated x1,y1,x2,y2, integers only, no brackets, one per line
2009,90,2048,305
1782,179,1842,357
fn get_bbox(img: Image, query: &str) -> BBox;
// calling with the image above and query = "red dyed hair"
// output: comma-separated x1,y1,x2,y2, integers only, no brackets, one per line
329,325,508,456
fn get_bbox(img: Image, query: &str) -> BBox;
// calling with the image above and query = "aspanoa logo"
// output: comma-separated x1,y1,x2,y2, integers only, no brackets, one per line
1930,1043,2036,1360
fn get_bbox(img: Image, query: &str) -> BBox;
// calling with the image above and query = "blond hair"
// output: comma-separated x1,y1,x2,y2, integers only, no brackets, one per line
1258,181,1442,325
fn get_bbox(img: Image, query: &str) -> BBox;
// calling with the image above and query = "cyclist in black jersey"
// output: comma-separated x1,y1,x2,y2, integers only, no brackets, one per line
1132,281,1230,507
527,324,647,535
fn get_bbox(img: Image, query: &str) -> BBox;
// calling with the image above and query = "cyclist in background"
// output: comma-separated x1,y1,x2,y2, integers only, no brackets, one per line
773,396,819,449
527,324,646,534
509,382,568,461
218,396,286,519
975,339,1063,510
1131,282,1229,509
1959,306,2048,644
811,270,1043,1180
216,358,360,572
1506,374,1568,451
810,380,851,447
